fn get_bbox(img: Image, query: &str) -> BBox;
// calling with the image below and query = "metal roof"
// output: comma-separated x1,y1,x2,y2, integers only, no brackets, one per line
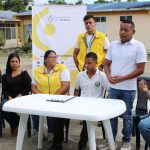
2,1,150,18
0,11,19,21
15,10,32,16
87,1,150,12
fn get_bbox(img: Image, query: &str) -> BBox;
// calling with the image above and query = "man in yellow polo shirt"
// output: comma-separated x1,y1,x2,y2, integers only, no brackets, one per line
73,14,110,71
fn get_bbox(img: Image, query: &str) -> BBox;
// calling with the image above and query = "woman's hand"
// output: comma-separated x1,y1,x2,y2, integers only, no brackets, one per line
31,84,42,94
16,94,22,97
8,96,12,100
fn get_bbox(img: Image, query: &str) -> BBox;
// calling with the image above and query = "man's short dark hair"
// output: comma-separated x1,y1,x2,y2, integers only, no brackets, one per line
83,14,96,22
85,52,97,61
121,19,135,29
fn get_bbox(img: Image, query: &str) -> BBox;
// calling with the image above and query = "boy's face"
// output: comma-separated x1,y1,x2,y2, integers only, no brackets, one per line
85,57,97,70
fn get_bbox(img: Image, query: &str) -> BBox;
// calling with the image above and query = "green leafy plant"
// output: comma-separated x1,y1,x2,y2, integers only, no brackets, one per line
0,30,6,47
22,42,32,53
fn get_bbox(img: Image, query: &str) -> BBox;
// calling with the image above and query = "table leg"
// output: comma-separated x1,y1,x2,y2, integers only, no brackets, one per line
16,114,29,150
102,119,116,150
38,116,44,149
86,121,96,150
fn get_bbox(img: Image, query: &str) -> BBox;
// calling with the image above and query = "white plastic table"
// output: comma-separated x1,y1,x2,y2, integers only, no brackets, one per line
3,94,126,150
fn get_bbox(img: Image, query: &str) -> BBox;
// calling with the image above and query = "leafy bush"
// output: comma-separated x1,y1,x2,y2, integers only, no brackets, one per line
0,30,6,47
22,42,32,53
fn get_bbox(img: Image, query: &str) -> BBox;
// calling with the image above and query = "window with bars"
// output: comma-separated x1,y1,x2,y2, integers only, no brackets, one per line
95,16,106,22
0,23,20,40
94,16,107,34
120,16,132,21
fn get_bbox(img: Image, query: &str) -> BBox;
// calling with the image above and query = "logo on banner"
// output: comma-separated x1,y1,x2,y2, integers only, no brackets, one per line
32,6,86,93
48,15,54,22
48,15,71,22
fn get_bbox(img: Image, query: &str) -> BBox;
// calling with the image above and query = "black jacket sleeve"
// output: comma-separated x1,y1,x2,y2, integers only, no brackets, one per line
2,74,9,99
21,71,31,96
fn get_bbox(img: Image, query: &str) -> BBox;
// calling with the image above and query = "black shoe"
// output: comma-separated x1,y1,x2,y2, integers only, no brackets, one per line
78,144,87,150
78,147,86,150
49,144,63,150
78,141,87,150
79,121,83,125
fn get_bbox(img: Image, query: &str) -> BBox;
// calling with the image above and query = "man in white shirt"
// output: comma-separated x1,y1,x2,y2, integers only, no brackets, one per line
74,52,110,150
104,20,147,150
73,14,110,71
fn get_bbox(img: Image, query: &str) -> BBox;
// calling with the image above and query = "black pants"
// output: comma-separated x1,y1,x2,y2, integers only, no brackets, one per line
2,98,19,129
4,112,20,129
0,103,3,136
53,118,66,145
78,121,88,149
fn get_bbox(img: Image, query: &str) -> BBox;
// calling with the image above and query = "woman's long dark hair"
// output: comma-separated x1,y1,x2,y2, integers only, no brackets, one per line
6,53,20,75
44,50,56,66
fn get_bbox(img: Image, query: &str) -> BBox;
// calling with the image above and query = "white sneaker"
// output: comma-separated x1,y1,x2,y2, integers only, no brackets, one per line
47,132,54,143
97,143,117,150
120,142,131,150
32,129,38,137
97,143,109,150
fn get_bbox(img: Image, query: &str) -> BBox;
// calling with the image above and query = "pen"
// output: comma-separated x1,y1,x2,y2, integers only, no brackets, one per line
46,96,76,103
46,99,61,102
64,96,75,102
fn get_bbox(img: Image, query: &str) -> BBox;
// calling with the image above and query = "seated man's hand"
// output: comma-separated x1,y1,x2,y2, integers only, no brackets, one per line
139,80,148,93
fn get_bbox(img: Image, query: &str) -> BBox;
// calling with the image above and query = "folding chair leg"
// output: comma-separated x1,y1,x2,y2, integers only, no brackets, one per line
145,143,148,150
64,119,70,143
0,120,2,137
0,118,2,137
135,117,141,150
27,115,31,138
132,116,136,137
101,122,106,140
0,106,3,137
2,119,5,128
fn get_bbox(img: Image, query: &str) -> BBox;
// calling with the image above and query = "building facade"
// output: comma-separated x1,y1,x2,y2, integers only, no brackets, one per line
0,11,21,48
87,1,150,53
1,2,150,52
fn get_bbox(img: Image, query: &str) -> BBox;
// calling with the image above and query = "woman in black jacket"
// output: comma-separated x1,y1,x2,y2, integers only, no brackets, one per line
2,53,31,137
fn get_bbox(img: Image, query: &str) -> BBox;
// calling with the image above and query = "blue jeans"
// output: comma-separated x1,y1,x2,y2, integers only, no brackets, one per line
138,116,150,146
31,115,54,133
31,115,39,131
109,88,136,143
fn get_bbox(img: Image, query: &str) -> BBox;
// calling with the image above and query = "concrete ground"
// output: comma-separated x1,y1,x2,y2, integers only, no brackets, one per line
0,56,150,150
0,119,145,150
